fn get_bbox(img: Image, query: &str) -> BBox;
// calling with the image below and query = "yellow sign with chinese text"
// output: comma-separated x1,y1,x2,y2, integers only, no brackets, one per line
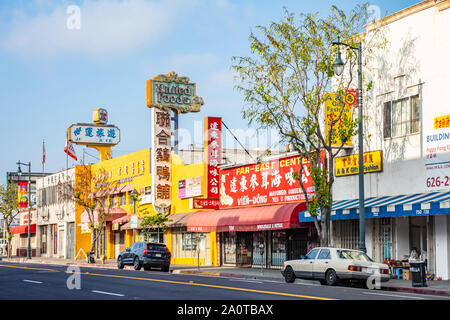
434,114,450,129
335,150,383,177
324,92,353,148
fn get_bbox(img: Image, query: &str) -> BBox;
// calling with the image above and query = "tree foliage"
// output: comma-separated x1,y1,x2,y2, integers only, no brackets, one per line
0,182,19,258
232,4,387,246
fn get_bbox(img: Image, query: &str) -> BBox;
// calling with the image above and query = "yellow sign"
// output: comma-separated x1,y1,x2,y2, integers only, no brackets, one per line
325,93,353,148
335,150,383,177
434,114,450,129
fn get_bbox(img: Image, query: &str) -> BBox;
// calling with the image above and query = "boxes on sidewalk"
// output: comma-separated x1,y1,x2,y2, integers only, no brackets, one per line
403,269,411,280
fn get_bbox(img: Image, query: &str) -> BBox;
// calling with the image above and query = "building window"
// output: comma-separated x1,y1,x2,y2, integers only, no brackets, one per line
383,95,420,138
182,232,197,251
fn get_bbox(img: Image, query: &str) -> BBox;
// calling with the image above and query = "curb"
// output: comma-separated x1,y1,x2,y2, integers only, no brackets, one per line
380,285,450,297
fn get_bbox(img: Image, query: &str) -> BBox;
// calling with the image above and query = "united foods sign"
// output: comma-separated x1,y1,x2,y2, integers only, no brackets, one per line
146,72,203,113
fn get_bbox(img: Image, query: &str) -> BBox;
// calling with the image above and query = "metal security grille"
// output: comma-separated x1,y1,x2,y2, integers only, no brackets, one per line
372,218,392,262
236,232,253,266
286,229,308,261
332,219,359,250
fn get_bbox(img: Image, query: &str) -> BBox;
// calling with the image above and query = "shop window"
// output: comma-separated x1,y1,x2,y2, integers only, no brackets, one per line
182,232,197,251
223,232,236,264
271,231,286,267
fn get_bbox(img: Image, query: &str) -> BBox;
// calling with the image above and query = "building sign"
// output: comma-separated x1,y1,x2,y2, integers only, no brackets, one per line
425,129,450,191
219,152,326,209
93,108,108,124
68,124,120,146
335,150,383,177
190,198,220,210
178,176,202,199
20,210,36,226
146,72,203,113
434,114,450,129
151,108,172,213
130,215,138,229
325,90,356,148
204,117,222,199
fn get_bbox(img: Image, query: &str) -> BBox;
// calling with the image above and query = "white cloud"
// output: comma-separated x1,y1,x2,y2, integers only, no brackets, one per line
2,0,195,58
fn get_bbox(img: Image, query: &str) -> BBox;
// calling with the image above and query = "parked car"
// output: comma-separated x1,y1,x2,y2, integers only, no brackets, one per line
281,247,390,286
117,241,171,272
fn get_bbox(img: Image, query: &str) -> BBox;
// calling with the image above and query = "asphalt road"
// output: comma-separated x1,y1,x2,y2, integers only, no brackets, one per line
0,262,448,301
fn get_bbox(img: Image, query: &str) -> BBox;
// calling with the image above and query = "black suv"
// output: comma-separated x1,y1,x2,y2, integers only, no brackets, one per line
117,241,171,272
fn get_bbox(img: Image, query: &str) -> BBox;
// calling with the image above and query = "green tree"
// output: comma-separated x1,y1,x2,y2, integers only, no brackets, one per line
232,4,387,246
0,182,19,259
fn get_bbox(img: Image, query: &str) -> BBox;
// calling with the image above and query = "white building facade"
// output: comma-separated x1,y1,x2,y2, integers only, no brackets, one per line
299,0,450,279
36,168,76,259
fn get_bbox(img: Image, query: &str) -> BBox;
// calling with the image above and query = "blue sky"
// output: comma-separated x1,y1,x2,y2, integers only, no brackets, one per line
0,0,420,184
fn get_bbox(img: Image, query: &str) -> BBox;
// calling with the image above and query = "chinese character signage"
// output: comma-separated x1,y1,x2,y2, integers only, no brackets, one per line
146,72,203,113
425,129,450,191
219,152,326,209
325,90,356,148
68,124,120,146
151,108,171,213
178,176,202,199
93,108,108,124
335,150,383,177
190,198,220,209
434,114,450,129
204,117,222,199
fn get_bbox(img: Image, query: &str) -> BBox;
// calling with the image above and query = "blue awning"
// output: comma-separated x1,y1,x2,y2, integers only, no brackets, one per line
299,190,450,222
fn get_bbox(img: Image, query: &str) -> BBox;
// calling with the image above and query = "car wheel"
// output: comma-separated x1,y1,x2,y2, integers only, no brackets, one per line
133,257,142,270
117,256,124,269
143,265,151,271
162,266,170,272
284,266,296,283
325,269,338,286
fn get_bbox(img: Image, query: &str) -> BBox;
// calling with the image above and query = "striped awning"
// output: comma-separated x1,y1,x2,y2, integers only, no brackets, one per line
299,190,450,222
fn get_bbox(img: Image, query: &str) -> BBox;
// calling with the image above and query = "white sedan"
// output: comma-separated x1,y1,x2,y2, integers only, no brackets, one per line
281,247,390,286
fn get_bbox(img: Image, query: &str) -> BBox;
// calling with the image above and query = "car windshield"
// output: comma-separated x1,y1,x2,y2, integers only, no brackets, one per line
337,250,373,262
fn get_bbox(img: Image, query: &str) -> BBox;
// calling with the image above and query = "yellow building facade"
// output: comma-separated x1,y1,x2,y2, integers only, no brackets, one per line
74,148,218,266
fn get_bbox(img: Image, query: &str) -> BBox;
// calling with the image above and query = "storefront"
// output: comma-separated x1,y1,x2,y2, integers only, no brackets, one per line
299,190,450,279
187,202,318,269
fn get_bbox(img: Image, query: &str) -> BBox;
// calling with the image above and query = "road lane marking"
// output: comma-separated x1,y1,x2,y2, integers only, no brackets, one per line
229,279,263,284
23,280,43,284
363,292,426,299
92,290,124,297
75,271,337,300
0,264,58,272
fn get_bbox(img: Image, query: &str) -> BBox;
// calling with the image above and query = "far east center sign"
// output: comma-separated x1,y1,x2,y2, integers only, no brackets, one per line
219,152,326,209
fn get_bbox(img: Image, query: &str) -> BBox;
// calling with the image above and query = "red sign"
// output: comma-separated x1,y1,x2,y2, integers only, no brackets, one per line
204,117,222,199
219,152,326,209
18,182,28,209
192,198,220,209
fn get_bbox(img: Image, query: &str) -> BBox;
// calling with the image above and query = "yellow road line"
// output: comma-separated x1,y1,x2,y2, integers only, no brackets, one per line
76,271,337,300
0,264,59,272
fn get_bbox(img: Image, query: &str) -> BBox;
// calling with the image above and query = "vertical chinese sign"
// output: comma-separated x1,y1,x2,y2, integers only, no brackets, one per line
151,108,172,213
204,117,222,201
18,182,29,209
147,72,204,213
324,89,357,148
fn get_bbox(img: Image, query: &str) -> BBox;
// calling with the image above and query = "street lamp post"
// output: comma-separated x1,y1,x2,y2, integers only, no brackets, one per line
17,161,32,259
332,40,366,253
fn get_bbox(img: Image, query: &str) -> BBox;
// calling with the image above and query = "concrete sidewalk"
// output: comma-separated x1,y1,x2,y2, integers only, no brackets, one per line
2,255,449,297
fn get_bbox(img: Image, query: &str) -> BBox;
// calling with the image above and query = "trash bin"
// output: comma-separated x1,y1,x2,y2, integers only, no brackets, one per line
409,262,427,287
86,251,95,264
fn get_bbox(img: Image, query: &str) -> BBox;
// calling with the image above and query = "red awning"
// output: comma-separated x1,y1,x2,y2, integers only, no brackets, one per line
10,224,37,234
81,208,127,225
112,214,134,224
186,202,307,232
